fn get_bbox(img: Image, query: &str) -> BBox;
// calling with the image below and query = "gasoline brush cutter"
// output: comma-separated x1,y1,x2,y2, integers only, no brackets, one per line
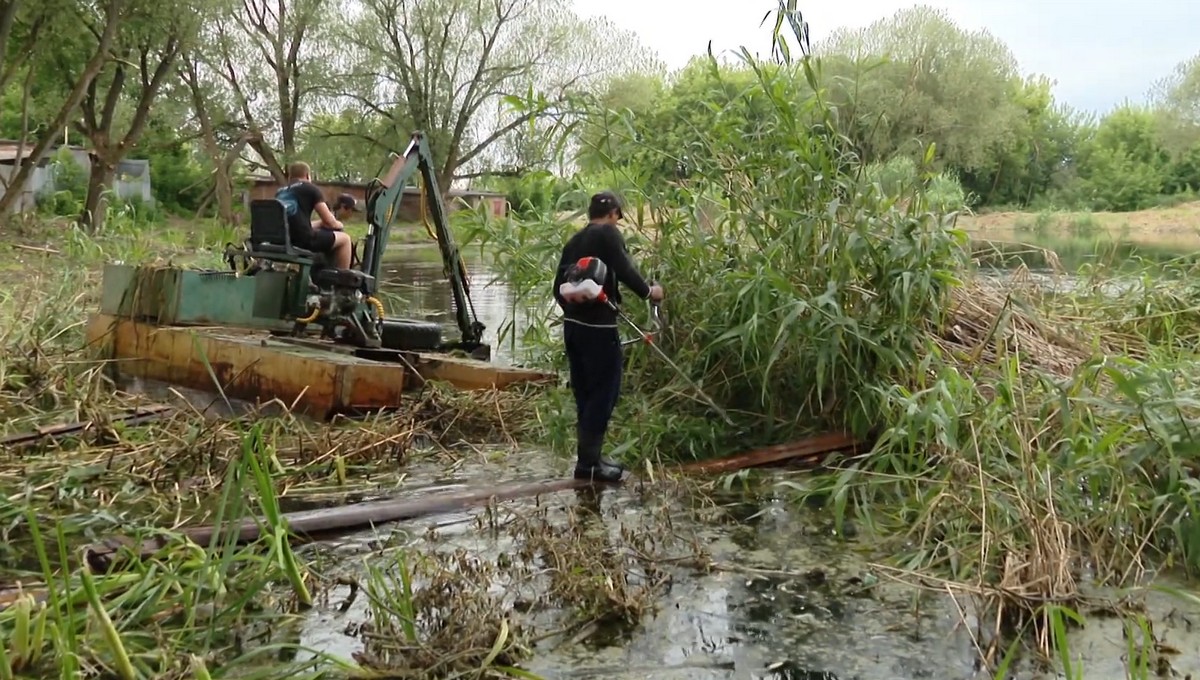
560,257,735,426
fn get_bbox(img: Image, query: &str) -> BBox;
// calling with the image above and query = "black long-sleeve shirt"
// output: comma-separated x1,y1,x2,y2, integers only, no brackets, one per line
552,222,651,326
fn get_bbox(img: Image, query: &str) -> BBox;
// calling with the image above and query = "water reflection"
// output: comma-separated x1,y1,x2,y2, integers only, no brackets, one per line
378,245,549,365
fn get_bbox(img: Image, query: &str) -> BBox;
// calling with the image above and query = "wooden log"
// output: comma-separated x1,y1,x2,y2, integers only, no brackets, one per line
83,478,591,571
80,431,863,571
0,405,174,449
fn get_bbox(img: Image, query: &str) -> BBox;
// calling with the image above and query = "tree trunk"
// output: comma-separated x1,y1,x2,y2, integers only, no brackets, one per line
214,134,251,225
214,173,234,225
435,163,457,216
211,149,239,226
81,152,116,233
248,135,286,182
0,0,18,88
0,0,123,219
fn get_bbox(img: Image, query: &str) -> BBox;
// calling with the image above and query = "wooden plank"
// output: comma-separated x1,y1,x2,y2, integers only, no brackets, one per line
676,431,861,475
0,405,173,449
80,431,866,572
83,478,590,571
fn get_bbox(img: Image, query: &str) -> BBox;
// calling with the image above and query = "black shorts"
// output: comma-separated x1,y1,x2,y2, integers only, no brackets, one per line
300,227,336,254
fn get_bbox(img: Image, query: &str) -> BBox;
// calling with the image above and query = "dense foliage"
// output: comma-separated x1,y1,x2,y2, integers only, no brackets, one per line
488,7,1200,216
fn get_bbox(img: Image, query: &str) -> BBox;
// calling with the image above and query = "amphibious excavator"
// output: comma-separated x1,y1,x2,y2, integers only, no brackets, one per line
85,132,552,417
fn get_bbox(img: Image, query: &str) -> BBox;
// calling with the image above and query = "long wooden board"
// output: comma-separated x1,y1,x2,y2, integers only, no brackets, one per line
0,404,173,449
81,431,862,571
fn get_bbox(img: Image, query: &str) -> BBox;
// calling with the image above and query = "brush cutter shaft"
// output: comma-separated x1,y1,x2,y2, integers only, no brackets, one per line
614,302,734,426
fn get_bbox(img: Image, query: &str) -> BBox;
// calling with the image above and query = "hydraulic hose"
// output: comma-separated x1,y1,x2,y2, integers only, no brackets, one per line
296,305,320,324
366,296,385,321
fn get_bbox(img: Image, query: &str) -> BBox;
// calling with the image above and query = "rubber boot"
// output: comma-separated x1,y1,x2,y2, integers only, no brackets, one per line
574,429,624,483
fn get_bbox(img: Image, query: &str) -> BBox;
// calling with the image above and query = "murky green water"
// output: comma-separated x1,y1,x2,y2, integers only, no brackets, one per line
282,447,979,679
377,244,550,366
250,442,1199,680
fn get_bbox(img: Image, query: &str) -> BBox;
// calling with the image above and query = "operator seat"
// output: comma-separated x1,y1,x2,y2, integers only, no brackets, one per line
245,198,375,293
245,198,336,273
247,199,315,263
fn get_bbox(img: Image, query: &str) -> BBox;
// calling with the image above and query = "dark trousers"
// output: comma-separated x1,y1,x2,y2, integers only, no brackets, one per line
564,322,623,445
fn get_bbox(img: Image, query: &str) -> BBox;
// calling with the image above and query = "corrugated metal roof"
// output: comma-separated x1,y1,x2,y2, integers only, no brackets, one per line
0,142,87,163
0,148,34,162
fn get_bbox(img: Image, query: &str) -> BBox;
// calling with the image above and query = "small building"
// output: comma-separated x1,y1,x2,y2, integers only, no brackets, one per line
0,140,153,214
243,176,507,222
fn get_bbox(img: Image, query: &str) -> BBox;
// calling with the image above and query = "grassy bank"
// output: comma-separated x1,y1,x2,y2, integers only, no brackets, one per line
961,201,1200,241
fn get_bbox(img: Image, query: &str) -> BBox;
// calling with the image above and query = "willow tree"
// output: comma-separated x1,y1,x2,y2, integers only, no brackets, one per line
816,6,1025,179
340,0,657,192
1151,52,1200,155
71,0,211,231
206,0,348,181
0,0,125,220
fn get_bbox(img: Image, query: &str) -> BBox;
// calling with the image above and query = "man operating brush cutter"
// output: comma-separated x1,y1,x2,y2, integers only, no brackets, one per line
553,191,664,483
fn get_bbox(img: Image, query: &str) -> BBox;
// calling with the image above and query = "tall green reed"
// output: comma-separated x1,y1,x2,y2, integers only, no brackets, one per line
0,424,340,679
465,45,967,458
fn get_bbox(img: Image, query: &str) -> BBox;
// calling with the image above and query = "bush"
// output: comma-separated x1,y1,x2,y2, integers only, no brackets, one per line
36,148,87,217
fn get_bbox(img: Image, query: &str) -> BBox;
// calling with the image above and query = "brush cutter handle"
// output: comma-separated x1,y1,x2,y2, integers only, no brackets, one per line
618,298,663,347
648,300,664,334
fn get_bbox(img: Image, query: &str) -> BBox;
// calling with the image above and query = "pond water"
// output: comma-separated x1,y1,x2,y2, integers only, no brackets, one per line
292,449,988,679
376,244,550,366
267,238,1200,680
252,441,1200,680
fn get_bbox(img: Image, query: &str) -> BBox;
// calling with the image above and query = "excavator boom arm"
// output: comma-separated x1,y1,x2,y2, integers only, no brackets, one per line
361,132,484,348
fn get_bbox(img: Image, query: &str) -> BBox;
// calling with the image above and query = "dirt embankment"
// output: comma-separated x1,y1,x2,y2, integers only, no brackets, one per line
960,201,1200,236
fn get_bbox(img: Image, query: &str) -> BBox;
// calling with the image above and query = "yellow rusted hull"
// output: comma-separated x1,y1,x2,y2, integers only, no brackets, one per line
85,314,554,418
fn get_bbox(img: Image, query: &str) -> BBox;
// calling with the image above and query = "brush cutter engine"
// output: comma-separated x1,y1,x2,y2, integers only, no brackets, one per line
559,256,609,304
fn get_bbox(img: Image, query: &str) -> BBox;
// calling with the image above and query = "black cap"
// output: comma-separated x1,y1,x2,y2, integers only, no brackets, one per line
334,193,360,211
588,191,624,220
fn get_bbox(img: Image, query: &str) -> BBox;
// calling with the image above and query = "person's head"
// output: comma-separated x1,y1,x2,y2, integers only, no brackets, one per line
287,161,311,182
332,193,360,218
587,191,624,224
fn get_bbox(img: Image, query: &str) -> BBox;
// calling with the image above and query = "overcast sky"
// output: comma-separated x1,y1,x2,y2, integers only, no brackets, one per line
571,0,1200,116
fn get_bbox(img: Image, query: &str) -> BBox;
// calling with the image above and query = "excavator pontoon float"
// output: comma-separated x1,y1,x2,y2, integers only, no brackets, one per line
84,132,554,418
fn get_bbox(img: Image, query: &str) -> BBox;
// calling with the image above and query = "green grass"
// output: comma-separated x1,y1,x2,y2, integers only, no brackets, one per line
0,424,350,679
